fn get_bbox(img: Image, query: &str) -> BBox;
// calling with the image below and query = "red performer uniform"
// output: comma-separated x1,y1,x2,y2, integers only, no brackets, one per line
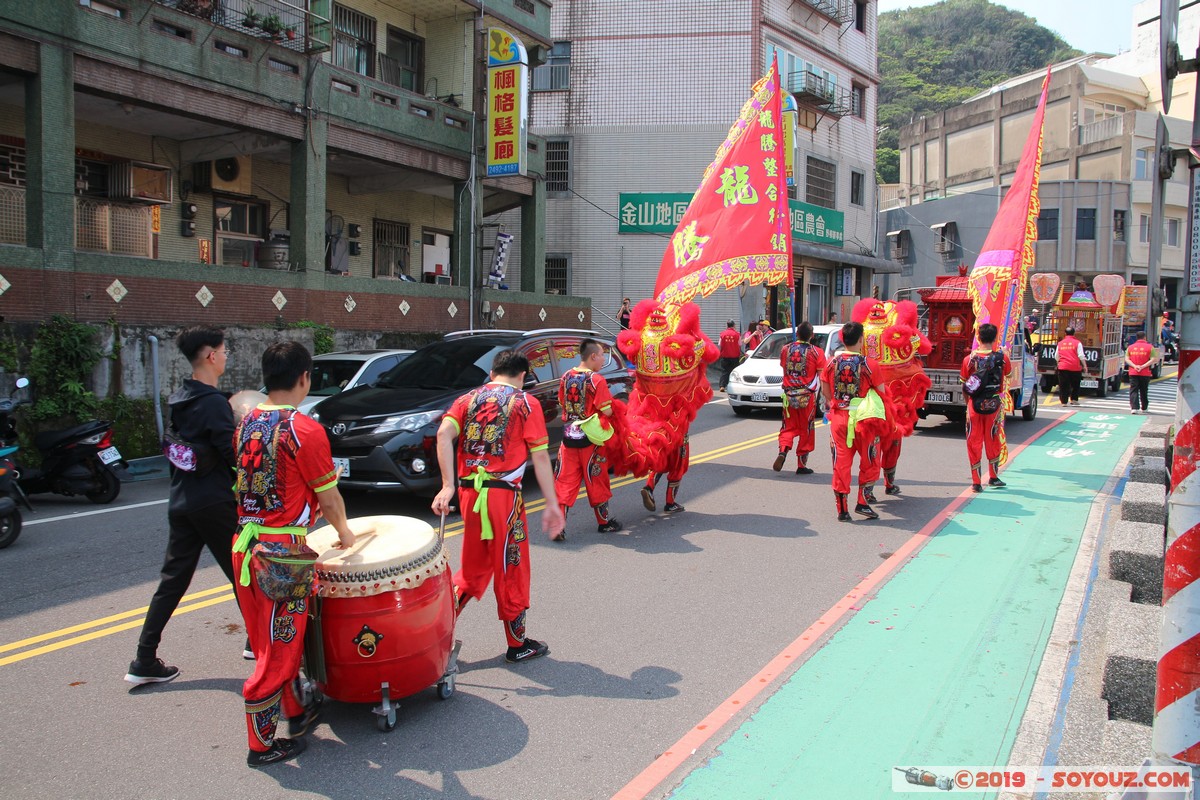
960,347,1012,487
643,431,690,512
776,340,827,472
232,405,339,755
821,352,886,516
554,365,615,527
445,382,549,648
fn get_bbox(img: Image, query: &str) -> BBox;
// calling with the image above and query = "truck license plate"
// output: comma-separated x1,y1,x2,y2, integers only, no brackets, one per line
926,391,952,403
751,392,769,403
97,445,122,465
332,457,350,478
1080,379,1099,389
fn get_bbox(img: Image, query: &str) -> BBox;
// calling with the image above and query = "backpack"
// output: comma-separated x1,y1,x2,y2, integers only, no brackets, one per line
965,351,1004,414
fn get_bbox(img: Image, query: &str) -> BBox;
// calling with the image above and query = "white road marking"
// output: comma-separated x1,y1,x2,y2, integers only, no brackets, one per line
23,499,168,526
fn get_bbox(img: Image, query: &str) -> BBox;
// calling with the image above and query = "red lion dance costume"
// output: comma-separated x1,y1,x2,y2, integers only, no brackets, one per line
851,298,932,496
602,300,719,510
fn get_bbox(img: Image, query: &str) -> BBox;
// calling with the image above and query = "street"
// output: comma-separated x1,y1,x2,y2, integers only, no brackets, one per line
0,379,1173,800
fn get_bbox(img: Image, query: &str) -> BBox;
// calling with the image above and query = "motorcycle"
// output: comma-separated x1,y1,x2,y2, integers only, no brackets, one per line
0,377,128,508
0,386,23,547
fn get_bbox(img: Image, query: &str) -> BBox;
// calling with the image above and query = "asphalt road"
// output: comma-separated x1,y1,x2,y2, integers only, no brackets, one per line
0,392,1145,800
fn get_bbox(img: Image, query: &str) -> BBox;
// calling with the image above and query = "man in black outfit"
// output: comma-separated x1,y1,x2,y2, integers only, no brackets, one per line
125,327,240,685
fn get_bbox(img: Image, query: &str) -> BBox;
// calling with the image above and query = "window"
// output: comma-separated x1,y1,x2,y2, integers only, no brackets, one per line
1076,208,1096,240
545,254,569,295
1083,101,1126,124
374,219,410,278
1135,147,1152,180
850,170,864,207
333,4,376,78
546,140,570,193
855,1,866,32
805,156,836,209
1037,208,1059,240
1168,217,1181,247
213,197,267,267
1113,210,1126,242
381,27,422,92
79,0,125,18
533,41,571,91
1139,214,1151,243
851,85,866,118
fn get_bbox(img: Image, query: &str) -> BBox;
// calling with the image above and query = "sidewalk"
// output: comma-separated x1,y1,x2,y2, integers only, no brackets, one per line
664,412,1146,799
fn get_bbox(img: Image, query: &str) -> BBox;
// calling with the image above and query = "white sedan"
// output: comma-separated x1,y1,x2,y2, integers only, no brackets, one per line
727,325,843,416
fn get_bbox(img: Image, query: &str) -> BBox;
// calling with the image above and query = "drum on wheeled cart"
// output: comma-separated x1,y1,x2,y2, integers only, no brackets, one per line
304,515,460,731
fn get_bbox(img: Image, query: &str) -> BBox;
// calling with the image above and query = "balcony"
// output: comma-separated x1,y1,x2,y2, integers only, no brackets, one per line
788,71,853,117
154,0,330,54
1079,116,1123,146
797,0,850,23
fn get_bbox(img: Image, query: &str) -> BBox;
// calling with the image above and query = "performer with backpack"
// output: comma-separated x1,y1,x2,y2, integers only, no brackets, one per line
960,323,1013,493
773,321,827,475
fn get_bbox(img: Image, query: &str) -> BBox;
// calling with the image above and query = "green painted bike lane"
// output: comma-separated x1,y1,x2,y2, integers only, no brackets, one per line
668,412,1145,799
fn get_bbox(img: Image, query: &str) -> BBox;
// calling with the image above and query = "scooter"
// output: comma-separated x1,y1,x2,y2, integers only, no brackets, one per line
0,385,24,547
0,377,128,507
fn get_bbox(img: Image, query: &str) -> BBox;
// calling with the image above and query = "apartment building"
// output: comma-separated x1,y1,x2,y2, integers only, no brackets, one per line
880,0,1198,308
503,0,892,340
0,0,584,335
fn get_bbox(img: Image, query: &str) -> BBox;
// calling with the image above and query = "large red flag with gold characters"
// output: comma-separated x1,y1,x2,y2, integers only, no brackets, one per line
654,58,791,306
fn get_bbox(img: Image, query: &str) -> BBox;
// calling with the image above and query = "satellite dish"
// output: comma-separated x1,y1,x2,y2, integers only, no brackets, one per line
1160,0,1179,113
214,157,241,182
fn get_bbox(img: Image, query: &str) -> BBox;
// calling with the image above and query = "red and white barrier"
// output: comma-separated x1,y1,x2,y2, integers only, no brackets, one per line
1156,339,1200,767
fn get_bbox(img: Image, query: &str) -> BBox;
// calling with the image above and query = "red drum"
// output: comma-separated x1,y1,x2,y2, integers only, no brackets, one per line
305,516,456,715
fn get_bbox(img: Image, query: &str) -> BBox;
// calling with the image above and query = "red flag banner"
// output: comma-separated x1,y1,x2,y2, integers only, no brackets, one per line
654,58,791,307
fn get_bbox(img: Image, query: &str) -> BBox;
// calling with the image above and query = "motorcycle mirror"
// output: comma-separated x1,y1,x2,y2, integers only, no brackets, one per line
14,377,28,389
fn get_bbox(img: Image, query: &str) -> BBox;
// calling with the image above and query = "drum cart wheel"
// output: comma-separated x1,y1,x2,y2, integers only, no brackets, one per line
436,639,463,701
374,682,398,732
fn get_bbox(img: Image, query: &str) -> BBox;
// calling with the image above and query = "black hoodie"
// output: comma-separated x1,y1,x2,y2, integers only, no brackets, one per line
167,379,236,515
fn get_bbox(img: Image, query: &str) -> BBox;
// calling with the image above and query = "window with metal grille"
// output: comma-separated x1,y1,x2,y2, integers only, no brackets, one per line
533,41,571,91
851,85,865,118
1113,210,1126,242
333,4,376,78
850,170,864,206
1038,208,1059,240
373,219,410,278
545,254,569,295
380,27,422,92
1076,208,1096,240
546,140,570,193
805,156,836,209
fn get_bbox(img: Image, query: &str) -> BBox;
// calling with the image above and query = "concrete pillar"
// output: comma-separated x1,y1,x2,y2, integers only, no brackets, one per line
290,116,327,283
25,43,76,267
520,179,545,294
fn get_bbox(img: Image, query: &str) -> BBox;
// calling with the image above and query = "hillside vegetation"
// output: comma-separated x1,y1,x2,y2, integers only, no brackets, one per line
876,0,1081,183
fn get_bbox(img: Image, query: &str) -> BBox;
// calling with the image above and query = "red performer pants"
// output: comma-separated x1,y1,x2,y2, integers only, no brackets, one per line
453,485,531,648
234,533,308,753
881,436,902,488
646,436,690,505
554,443,613,524
828,410,881,497
965,405,1004,484
778,394,818,461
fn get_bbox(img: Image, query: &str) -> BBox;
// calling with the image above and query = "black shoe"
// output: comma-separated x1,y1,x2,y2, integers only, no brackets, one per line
837,511,853,522
243,638,255,660
125,658,180,686
971,484,983,493
289,695,323,738
597,519,622,533
796,466,814,475
885,485,902,496
247,737,306,768
854,503,879,520
772,452,786,472
640,487,655,512
988,477,1006,488
664,502,685,514
550,530,566,542
862,491,878,504
506,638,550,663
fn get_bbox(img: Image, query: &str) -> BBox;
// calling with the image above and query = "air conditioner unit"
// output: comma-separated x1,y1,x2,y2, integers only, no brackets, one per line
109,161,173,204
193,156,253,195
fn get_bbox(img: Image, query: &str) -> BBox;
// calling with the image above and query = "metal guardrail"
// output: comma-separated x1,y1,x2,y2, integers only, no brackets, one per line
154,0,329,54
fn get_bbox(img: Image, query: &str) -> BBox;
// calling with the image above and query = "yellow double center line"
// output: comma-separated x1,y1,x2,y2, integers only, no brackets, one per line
0,429,782,668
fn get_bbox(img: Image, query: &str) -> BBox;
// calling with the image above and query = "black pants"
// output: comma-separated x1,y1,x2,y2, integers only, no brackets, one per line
136,501,237,661
1057,370,1082,404
718,357,739,389
1129,374,1150,411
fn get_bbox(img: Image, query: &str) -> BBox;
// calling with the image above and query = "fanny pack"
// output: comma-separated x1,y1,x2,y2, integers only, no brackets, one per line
250,540,318,602
162,420,219,475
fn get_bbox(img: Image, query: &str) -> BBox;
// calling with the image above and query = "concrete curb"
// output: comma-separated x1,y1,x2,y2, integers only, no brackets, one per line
1121,481,1167,526
1109,520,1166,605
125,454,169,482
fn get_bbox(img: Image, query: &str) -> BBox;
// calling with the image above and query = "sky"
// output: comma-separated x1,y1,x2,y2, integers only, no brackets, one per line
877,0,1136,57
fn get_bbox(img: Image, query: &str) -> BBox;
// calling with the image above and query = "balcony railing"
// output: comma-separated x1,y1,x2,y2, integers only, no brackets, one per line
75,198,153,257
154,0,330,54
788,70,853,117
0,186,24,246
797,0,850,22
1078,116,1123,146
